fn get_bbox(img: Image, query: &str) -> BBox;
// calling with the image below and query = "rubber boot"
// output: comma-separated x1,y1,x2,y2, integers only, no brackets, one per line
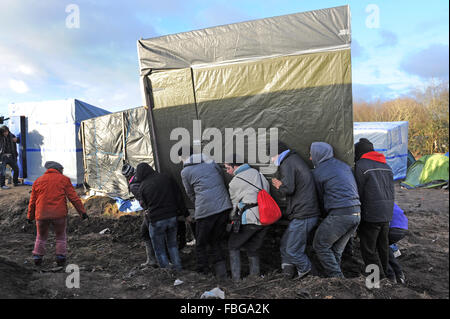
141,241,158,267
229,250,241,282
214,260,227,281
248,256,260,277
56,255,66,267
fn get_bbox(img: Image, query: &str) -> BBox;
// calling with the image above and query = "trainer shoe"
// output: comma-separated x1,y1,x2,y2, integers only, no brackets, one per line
281,263,296,279
33,255,43,266
297,267,311,279
1,185,10,190
56,255,66,267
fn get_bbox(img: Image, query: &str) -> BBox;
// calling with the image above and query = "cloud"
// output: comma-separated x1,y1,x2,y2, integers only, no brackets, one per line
400,44,449,79
377,29,398,47
9,80,29,93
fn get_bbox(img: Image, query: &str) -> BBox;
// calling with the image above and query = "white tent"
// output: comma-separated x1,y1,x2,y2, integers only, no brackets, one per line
8,99,110,186
354,121,409,180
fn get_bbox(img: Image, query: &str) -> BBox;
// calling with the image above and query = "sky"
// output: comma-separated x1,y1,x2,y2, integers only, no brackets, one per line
0,0,448,117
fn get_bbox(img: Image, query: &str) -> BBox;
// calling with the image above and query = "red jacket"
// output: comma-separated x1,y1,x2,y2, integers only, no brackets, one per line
28,169,86,220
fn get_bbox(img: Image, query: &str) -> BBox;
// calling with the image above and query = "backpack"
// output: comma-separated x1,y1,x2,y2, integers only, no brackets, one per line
236,174,282,226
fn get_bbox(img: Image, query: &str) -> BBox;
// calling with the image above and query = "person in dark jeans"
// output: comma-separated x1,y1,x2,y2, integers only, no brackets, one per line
386,203,408,284
310,142,361,278
179,149,232,279
354,138,395,280
136,163,188,271
0,125,20,189
270,142,321,279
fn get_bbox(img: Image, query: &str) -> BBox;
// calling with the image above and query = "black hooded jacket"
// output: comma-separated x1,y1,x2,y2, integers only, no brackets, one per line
277,151,321,220
136,163,188,224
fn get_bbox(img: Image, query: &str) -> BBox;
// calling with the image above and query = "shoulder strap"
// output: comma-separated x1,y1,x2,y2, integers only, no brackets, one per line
236,175,262,191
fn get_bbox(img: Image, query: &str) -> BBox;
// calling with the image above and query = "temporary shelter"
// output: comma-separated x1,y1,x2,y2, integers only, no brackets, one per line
137,5,354,183
401,154,449,189
8,99,110,186
354,121,409,180
80,106,152,198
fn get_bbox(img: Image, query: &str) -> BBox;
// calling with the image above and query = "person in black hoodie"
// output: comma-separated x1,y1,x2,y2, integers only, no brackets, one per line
354,138,395,281
270,142,321,279
121,163,157,267
135,163,188,271
0,125,20,189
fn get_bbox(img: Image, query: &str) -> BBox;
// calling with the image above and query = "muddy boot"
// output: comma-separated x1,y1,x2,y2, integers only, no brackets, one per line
56,255,66,267
248,256,260,278
214,260,227,281
33,255,43,266
229,250,241,282
141,241,158,267
281,263,296,279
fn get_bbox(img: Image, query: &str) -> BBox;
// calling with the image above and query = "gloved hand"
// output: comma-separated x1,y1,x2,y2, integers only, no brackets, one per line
27,219,33,224
81,213,89,220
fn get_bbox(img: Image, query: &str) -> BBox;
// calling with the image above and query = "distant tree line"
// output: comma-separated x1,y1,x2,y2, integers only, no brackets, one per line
353,80,449,158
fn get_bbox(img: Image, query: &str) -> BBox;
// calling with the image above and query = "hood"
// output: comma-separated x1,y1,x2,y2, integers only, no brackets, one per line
361,151,387,164
183,153,213,166
310,142,334,167
135,163,155,181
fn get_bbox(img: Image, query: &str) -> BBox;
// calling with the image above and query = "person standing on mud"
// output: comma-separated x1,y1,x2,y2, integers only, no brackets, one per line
136,163,188,271
27,161,88,266
310,142,361,278
122,163,158,267
270,141,321,279
179,147,232,280
224,154,271,282
0,125,20,189
354,138,395,281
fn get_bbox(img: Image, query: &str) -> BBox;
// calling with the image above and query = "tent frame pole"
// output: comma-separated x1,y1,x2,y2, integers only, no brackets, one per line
142,74,161,172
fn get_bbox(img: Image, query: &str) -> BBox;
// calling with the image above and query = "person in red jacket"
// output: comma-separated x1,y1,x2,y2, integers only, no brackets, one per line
27,161,88,266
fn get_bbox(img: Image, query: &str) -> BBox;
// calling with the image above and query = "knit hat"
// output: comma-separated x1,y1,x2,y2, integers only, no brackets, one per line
355,138,374,161
121,163,135,177
267,140,290,157
44,161,64,173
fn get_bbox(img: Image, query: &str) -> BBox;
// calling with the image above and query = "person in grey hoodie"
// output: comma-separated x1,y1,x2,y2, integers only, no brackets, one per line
179,148,232,279
310,142,361,278
224,153,270,282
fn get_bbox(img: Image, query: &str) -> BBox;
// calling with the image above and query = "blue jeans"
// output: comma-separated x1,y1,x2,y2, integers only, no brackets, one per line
148,216,182,271
313,213,360,278
280,216,319,273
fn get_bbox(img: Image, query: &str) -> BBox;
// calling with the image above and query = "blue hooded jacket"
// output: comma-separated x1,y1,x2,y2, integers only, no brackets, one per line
310,142,361,216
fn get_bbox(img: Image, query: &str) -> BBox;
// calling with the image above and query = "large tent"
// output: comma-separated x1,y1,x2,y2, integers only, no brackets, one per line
137,5,354,183
8,99,109,186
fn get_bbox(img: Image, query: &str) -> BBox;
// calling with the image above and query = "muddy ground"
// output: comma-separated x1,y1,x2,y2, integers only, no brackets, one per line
0,183,448,300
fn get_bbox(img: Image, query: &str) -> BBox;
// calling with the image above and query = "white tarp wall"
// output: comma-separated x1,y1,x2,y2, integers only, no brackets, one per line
354,121,409,180
8,99,110,186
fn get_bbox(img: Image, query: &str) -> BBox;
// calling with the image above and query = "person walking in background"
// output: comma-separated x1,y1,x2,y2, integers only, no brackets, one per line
0,125,20,189
310,142,361,278
136,162,188,271
27,161,88,266
224,154,271,282
270,141,321,279
354,138,395,281
179,147,232,280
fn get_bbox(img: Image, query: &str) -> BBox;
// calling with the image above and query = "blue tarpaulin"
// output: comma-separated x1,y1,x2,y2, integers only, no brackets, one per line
354,121,409,180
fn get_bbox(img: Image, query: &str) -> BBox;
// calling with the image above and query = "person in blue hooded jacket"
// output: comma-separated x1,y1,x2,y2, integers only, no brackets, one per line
386,203,408,284
310,142,361,278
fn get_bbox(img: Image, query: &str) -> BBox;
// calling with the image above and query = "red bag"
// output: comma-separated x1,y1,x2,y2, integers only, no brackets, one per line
237,174,281,226
257,189,282,225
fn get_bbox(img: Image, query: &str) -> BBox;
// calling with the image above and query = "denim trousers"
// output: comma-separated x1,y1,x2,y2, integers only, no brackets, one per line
313,214,360,277
148,216,182,270
280,216,319,273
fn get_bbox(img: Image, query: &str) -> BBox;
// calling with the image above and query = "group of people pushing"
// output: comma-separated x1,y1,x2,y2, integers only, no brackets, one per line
25,137,408,285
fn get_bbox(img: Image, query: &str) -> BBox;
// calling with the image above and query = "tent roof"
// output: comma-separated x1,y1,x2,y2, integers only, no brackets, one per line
137,5,351,75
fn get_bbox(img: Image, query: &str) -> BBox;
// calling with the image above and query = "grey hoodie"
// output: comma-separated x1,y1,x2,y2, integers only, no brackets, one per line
181,154,232,220
310,142,361,215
